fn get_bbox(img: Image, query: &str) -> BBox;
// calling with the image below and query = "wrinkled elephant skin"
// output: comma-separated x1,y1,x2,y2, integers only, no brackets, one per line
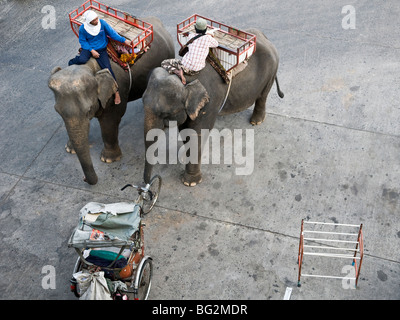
48,17,175,185
142,29,284,187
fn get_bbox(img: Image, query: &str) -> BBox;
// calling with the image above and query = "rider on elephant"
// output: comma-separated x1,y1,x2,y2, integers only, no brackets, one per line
68,10,132,104
161,18,218,85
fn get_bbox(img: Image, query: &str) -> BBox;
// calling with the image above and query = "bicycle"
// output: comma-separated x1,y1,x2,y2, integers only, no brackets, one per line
68,175,162,300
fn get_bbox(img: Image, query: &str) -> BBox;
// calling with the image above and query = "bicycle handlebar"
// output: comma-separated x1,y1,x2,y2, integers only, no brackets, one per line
121,183,137,191
121,183,153,198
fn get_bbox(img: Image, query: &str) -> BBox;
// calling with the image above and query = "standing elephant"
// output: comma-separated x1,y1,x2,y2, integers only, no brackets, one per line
48,17,174,185
143,28,284,186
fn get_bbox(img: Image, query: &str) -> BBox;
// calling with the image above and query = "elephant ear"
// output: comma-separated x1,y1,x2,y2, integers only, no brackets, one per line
184,79,210,121
95,69,118,108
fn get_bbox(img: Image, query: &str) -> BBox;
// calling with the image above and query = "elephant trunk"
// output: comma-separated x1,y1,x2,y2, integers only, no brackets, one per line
143,153,154,184
143,108,164,184
65,119,98,185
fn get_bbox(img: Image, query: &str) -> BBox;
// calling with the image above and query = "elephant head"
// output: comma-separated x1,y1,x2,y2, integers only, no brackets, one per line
48,59,118,185
142,67,210,183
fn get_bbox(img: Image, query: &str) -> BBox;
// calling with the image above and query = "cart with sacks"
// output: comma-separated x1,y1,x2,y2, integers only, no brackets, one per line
68,175,161,300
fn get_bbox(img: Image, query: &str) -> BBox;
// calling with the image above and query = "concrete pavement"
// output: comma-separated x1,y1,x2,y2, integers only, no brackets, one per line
0,0,399,300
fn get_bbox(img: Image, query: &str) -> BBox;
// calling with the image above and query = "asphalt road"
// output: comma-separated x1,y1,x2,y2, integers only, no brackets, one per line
0,0,399,301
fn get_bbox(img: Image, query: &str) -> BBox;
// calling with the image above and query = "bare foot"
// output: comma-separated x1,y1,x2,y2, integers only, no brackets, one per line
174,68,186,85
115,91,121,105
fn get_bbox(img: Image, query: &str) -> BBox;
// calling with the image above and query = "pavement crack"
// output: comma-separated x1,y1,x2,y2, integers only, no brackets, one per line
266,112,400,139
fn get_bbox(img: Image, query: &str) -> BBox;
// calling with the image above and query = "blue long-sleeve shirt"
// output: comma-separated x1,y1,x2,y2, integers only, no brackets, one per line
79,19,126,51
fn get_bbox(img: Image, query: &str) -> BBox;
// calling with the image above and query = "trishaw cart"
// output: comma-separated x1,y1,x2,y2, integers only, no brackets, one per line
68,175,161,300
177,14,256,72
69,0,153,54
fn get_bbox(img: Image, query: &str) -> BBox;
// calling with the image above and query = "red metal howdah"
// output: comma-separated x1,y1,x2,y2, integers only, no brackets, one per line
177,14,256,72
69,0,153,51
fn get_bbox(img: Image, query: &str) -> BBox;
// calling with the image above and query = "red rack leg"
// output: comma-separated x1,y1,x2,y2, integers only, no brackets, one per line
297,219,304,287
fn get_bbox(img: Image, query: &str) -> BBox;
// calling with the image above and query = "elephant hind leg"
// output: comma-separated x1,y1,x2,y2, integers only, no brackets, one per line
250,78,275,126
250,98,267,126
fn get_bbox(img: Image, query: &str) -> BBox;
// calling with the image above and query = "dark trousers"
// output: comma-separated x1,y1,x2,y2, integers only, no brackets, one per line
68,47,116,80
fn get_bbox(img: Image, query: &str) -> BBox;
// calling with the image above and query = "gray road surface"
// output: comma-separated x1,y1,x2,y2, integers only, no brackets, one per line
0,0,399,300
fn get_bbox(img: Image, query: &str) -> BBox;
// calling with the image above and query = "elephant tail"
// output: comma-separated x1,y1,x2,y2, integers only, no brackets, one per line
275,76,284,98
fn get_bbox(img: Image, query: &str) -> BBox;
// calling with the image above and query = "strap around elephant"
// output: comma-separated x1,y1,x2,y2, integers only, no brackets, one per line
218,74,232,114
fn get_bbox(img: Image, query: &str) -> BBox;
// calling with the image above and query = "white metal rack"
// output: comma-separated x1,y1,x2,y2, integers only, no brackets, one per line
297,219,364,288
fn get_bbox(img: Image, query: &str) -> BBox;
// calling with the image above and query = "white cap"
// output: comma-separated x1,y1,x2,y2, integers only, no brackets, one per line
84,10,98,23
195,18,207,31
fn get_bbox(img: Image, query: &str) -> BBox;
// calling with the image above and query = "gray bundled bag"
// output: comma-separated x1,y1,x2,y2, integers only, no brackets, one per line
73,271,113,300
68,202,141,249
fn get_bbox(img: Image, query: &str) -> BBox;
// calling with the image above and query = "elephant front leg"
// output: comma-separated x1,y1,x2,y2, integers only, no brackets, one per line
180,129,203,187
65,132,121,163
182,163,203,187
98,113,123,163
101,144,122,163
65,140,76,154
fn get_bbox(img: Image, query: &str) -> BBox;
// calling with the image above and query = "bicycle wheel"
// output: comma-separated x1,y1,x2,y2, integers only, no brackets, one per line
134,257,153,300
141,175,162,214
70,256,83,298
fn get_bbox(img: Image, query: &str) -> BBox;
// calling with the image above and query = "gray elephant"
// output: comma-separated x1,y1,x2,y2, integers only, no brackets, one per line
48,17,174,185
143,28,284,186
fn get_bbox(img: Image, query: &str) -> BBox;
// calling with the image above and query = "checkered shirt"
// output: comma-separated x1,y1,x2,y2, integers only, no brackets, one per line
181,33,219,72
